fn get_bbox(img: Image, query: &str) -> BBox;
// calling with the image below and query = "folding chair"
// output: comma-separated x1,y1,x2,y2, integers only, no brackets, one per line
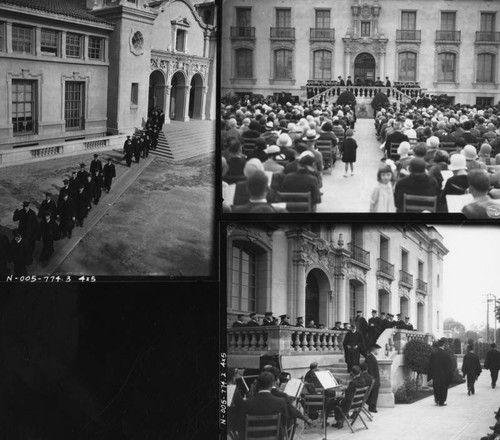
301,392,326,429
361,382,374,421
336,385,370,433
316,139,334,174
277,192,312,212
403,194,437,213
389,142,401,161
245,413,282,440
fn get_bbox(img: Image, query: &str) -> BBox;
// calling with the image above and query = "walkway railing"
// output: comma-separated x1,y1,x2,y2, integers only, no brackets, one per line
227,326,346,356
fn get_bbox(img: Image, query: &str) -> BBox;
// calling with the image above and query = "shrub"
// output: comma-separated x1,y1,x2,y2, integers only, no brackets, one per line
453,338,461,354
337,91,356,107
404,339,433,375
371,92,389,110
395,378,417,403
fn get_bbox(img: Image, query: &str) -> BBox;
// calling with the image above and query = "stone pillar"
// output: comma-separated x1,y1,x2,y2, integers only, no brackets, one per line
344,51,352,79
162,85,171,125
379,51,386,80
200,86,208,121
296,264,306,320
378,358,395,407
182,85,191,122
337,277,346,323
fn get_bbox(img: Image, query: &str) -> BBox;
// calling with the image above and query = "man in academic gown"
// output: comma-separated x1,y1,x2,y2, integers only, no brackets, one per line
343,324,363,372
12,201,38,252
232,314,246,328
427,338,454,406
103,157,116,193
37,193,58,221
366,344,381,412
8,229,33,276
368,309,382,348
262,312,276,326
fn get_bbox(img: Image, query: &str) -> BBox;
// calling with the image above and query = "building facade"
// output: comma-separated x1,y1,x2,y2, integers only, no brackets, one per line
221,0,500,105
0,0,216,151
227,224,449,337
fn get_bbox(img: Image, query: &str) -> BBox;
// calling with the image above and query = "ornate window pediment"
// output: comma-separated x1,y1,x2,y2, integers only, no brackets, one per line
171,17,191,28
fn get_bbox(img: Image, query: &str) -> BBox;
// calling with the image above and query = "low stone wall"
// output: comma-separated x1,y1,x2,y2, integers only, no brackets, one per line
0,134,127,168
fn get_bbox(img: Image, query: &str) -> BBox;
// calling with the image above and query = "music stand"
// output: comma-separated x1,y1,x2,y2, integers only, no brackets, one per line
314,370,343,440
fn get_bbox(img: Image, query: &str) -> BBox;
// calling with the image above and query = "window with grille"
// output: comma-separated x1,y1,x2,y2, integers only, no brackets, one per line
41,28,58,56
274,49,293,79
66,33,82,58
65,82,84,130
231,245,256,312
12,80,36,135
235,48,253,78
315,10,330,28
477,53,495,82
398,51,417,81
361,21,371,36
438,52,456,81
131,83,138,105
176,29,186,52
401,11,417,30
88,36,103,60
12,25,33,53
313,50,331,80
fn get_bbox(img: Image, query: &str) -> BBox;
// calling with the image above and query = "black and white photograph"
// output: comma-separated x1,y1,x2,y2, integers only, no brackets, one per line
0,0,217,277
220,0,500,216
224,222,500,440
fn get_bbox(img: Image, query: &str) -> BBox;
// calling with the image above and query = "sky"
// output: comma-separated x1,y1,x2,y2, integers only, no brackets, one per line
437,225,500,330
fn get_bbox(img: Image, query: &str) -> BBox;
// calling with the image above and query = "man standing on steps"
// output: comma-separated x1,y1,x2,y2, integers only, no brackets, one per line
485,343,500,388
343,324,363,373
366,344,381,413
368,310,382,348
103,158,116,193
427,338,454,406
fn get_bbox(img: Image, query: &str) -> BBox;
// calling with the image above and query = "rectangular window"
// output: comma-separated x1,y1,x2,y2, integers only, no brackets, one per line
398,52,417,81
349,283,357,321
418,260,424,280
274,49,293,79
401,11,417,30
476,96,494,107
276,8,291,28
12,80,36,135
0,23,5,52
88,36,103,60
361,21,371,36
438,53,456,82
176,29,186,52
441,11,456,30
401,249,409,272
231,246,256,312
477,53,495,82
481,12,496,32
12,25,33,53
65,82,84,130
41,28,58,56
380,236,389,261
66,33,82,58
313,50,331,80
315,9,330,28
236,7,251,27
131,83,138,105
235,48,253,78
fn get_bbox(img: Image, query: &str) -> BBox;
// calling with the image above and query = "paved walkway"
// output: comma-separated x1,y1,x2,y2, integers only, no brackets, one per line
317,118,383,213
295,371,498,440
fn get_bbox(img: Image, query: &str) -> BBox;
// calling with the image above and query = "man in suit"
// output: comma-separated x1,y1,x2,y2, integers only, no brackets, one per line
395,313,406,329
90,154,103,174
68,171,79,199
8,229,33,276
12,201,38,252
103,157,116,193
404,316,414,331
57,191,76,239
232,314,246,328
306,319,317,329
366,344,381,413
76,163,90,188
295,316,305,328
239,371,288,440
262,312,276,326
359,362,373,388
342,322,350,331
383,121,409,160
338,76,345,86
343,324,363,372
385,77,391,87
331,321,343,331
327,365,366,429
380,312,389,331
485,343,500,388
462,344,482,396
37,192,58,221
427,338,454,406
462,170,500,219
368,310,382,348
123,135,133,167
246,312,260,327
58,179,71,206
279,314,291,326
37,212,60,263
346,76,353,86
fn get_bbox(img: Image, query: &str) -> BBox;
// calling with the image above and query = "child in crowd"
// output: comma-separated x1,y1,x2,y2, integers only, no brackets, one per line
341,129,357,177
370,164,396,212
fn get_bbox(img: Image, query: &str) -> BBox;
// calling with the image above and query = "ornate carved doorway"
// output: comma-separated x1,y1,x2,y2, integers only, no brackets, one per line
354,52,376,85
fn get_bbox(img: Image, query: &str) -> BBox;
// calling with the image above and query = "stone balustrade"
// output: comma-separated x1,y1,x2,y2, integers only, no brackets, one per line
393,330,434,354
227,326,346,356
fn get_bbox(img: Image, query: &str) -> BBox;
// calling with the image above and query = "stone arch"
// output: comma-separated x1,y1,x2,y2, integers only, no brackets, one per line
170,70,188,121
305,266,332,327
353,52,376,85
148,69,167,114
188,72,204,119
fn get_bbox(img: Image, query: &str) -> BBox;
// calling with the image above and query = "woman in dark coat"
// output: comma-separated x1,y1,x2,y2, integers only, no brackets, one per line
462,345,482,395
340,129,358,177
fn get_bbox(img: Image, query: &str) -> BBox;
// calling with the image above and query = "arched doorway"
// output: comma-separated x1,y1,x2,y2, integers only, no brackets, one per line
378,289,390,314
148,70,166,113
305,268,331,326
354,53,376,86
170,71,186,121
189,73,204,119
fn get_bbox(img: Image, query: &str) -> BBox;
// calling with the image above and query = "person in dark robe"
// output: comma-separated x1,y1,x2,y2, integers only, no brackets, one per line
359,362,373,388
346,76,353,86
338,76,345,86
427,338,454,406
58,192,76,239
75,186,91,228
8,229,33,276
404,316,414,330
76,163,90,188
246,312,260,327
58,179,71,206
124,136,133,167
90,154,103,174
354,310,368,355
343,324,363,372
395,313,406,329
366,344,381,412
91,171,103,205
331,321,343,331
279,314,291,326
142,134,151,158
133,136,142,163
232,314,246,328
37,212,60,262
462,344,482,396
261,312,276,326
367,310,382,348
68,171,79,199
103,157,116,193
484,343,500,389
385,77,392,87
12,201,38,252
37,192,58,221
295,316,305,328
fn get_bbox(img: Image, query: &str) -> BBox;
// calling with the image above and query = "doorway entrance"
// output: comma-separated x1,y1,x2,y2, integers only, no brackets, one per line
354,53,376,86
170,71,186,121
188,73,203,119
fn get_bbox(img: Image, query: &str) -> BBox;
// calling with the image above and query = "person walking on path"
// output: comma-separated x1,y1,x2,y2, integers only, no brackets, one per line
462,344,482,395
366,344,381,413
103,157,116,193
485,343,500,389
427,338,454,406
341,129,357,177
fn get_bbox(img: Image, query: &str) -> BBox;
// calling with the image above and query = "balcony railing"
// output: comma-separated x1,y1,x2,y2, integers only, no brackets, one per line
348,243,370,267
436,30,461,42
396,29,421,41
416,279,428,294
476,31,500,43
399,270,413,287
270,27,295,39
310,28,335,41
230,26,255,39
377,258,395,279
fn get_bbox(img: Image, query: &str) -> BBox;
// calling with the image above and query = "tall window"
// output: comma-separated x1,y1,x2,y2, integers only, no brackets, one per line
418,260,424,280
131,83,139,105
441,11,456,30
66,33,82,58
65,82,84,130
349,283,357,321
231,245,256,312
176,29,186,52
313,50,331,80
398,51,417,81
12,25,33,53
276,8,291,28
41,28,58,56
235,48,253,78
274,49,293,79
12,80,36,134
315,9,330,28
380,235,389,261
481,12,496,32
361,21,371,36
438,52,456,82
401,249,409,272
236,7,251,27
401,11,417,29
0,23,5,52
477,53,495,82
88,36,103,60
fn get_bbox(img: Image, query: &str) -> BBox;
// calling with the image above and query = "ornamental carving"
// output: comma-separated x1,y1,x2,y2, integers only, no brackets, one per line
398,286,410,299
150,53,211,83
376,276,392,292
295,236,335,271
346,263,367,283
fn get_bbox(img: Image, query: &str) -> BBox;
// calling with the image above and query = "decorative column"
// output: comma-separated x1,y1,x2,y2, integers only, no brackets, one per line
162,85,171,125
296,264,306,320
200,86,208,120
182,85,191,122
378,51,386,79
344,50,352,79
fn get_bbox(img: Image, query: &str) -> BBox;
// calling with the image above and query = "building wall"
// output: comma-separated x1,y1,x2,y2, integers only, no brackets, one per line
222,0,500,104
